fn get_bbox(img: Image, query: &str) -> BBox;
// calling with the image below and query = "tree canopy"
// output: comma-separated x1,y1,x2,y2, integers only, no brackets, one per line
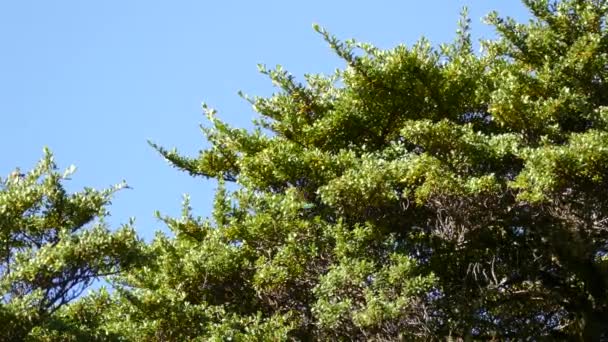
3,0,608,340
0,149,143,341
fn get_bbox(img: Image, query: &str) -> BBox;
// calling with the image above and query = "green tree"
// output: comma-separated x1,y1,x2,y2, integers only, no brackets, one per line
22,0,608,340
109,1,608,340
0,149,143,341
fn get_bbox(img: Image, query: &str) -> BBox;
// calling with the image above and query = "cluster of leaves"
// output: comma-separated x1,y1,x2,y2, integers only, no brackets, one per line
3,0,608,340
0,149,144,341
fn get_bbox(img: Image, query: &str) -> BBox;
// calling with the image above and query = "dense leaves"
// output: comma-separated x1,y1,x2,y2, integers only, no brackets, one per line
4,0,608,340
0,149,143,340
144,1,608,339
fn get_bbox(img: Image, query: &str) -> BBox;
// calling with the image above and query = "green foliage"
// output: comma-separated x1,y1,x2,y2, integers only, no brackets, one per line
141,1,608,339
0,149,143,340
4,0,608,340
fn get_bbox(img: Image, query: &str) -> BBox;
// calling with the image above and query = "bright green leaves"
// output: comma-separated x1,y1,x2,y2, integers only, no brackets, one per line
149,104,271,183
316,121,516,211
486,0,608,140
126,1,608,338
400,119,521,171
10,0,606,340
237,141,351,193
0,149,143,340
514,130,608,201
104,213,256,340
318,154,403,212
313,254,436,340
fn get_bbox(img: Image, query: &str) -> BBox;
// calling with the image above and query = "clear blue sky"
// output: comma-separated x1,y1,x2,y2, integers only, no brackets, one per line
0,1,529,240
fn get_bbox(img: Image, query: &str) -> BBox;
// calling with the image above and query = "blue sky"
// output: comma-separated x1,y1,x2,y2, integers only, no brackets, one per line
0,1,529,240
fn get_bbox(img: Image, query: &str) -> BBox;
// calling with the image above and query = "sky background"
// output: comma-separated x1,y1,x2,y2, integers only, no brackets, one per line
1,1,529,241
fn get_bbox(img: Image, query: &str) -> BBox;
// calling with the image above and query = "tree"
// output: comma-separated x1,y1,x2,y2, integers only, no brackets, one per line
0,148,143,341
141,1,607,339
10,0,608,340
